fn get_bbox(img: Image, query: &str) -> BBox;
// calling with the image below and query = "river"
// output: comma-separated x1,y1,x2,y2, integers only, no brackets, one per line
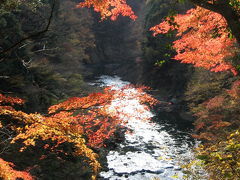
90,75,200,180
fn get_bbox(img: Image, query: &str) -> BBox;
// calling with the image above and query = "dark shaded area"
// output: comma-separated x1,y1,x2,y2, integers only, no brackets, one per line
0,0,96,113
1,0,239,179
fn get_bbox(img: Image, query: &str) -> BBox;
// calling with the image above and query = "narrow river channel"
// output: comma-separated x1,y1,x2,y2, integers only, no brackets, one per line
91,75,198,180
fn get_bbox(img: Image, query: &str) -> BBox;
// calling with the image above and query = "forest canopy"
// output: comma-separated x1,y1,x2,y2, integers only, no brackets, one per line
1,0,240,180
76,0,240,75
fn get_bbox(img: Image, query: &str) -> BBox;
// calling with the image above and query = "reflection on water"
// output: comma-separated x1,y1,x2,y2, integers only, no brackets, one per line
92,75,198,180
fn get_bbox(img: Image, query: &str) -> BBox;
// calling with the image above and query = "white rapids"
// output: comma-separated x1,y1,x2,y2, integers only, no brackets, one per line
91,75,197,180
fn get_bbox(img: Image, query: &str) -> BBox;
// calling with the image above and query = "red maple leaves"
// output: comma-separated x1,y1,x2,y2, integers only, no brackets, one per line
0,158,33,180
150,7,238,75
77,0,137,20
77,1,239,75
0,85,157,180
193,80,240,139
0,94,25,105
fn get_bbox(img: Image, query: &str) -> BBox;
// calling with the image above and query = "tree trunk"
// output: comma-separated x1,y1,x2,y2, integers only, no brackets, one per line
217,5,240,45
190,0,240,45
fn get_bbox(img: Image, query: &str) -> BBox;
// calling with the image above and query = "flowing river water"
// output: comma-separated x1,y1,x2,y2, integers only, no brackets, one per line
90,75,199,180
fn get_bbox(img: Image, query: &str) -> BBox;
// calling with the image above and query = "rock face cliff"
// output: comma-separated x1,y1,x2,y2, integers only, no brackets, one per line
88,0,146,82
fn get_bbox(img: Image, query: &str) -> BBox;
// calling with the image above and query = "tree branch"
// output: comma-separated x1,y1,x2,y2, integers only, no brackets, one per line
190,0,240,44
190,0,224,12
0,0,56,55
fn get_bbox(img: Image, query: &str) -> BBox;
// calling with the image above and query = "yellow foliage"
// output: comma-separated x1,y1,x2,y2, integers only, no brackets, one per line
196,129,240,179
0,85,157,180
0,94,101,179
0,158,33,180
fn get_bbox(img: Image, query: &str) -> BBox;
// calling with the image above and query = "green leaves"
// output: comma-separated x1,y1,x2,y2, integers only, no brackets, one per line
194,129,240,179
196,155,209,160
154,60,166,67
229,0,240,8
178,0,186,3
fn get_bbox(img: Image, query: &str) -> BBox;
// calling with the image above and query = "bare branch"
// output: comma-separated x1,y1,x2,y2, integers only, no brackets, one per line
0,0,56,55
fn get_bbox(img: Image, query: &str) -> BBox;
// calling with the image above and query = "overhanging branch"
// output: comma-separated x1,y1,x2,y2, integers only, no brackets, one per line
0,0,56,55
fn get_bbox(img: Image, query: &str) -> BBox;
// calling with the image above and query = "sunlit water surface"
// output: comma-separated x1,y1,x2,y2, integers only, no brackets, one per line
90,75,199,180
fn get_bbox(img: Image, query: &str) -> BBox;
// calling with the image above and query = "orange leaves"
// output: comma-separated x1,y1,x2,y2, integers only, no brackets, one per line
0,94,100,179
46,85,157,149
227,80,240,98
208,121,231,129
47,88,117,148
192,79,240,142
0,94,25,105
48,90,114,114
150,7,238,75
10,111,101,178
0,158,33,180
77,0,137,20
0,85,157,179
205,96,225,110
192,132,216,141
195,122,205,131
150,19,175,36
0,108,43,125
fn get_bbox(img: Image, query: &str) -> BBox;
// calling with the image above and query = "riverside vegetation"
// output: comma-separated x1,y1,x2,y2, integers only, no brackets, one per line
0,0,240,179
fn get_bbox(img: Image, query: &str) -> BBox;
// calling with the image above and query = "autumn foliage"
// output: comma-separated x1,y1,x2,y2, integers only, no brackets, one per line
192,80,240,139
77,0,238,76
189,80,240,179
0,85,157,180
150,6,238,75
77,0,137,21
0,158,33,180
195,129,240,179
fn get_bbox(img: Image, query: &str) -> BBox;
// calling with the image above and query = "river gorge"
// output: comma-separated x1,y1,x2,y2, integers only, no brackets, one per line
90,75,203,180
